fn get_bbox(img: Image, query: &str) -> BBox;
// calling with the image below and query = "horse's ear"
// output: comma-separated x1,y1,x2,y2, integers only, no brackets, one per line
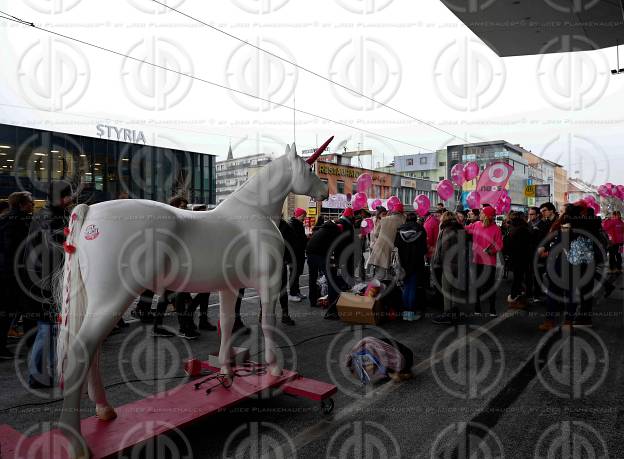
290,142,298,157
284,144,291,156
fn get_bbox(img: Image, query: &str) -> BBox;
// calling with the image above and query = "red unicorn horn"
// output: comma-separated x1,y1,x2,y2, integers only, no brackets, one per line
306,136,334,164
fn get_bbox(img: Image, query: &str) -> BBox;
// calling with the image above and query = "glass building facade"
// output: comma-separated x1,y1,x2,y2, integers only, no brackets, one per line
0,123,216,205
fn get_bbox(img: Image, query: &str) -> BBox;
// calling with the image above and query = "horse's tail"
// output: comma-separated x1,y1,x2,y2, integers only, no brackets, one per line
56,203,89,383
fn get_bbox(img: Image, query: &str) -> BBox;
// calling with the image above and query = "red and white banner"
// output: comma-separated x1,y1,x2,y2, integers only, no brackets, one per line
476,162,514,205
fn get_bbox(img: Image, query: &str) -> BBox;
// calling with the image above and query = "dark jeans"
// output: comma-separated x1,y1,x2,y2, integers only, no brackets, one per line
402,272,418,312
608,244,623,270
289,256,304,296
474,264,497,314
546,262,595,323
308,254,339,307
280,263,289,316
136,290,169,327
29,321,58,386
196,292,211,318
0,282,19,350
510,260,530,298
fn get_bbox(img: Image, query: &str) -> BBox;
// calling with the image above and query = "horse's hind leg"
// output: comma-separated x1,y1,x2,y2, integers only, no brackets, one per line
259,278,282,376
218,288,238,377
87,346,116,421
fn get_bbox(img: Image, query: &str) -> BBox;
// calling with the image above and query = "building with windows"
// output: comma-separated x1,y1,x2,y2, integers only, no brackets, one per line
0,123,216,205
215,146,272,204
393,150,447,182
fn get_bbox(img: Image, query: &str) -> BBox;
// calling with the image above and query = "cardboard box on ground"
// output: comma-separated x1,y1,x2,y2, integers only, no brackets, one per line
336,293,383,325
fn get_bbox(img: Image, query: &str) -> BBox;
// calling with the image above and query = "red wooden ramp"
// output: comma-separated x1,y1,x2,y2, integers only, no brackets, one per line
0,362,336,459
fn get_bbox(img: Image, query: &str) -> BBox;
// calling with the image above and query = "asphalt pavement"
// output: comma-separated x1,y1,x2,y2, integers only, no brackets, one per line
0,268,622,458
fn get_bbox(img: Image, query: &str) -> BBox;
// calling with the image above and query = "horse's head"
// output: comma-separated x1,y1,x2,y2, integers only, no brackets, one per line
286,136,333,201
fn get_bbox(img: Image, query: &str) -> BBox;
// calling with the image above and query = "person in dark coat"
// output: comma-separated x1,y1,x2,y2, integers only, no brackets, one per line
278,218,296,325
25,181,73,387
431,212,469,325
505,212,532,304
0,192,33,359
306,218,341,308
394,212,427,321
287,208,308,302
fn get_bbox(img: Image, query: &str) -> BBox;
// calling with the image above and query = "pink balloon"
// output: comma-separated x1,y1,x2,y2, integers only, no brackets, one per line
360,217,374,236
584,194,597,203
598,184,611,198
413,194,431,217
387,195,401,212
463,161,480,182
450,163,465,187
356,173,373,193
437,179,454,201
371,198,383,210
466,191,481,209
616,185,624,200
352,192,368,211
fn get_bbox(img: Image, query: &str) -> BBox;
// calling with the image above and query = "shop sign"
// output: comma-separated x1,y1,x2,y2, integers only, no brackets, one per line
96,124,146,144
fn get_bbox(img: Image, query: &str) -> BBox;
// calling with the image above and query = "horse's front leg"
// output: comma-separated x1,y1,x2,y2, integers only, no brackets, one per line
218,288,238,378
259,276,282,376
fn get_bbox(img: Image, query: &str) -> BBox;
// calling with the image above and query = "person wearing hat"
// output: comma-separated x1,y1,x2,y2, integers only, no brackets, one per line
367,202,406,279
465,205,503,317
288,208,308,302
24,181,73,387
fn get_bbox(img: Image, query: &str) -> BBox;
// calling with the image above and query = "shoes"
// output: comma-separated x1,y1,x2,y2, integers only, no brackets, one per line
413,311,423,321
324,311,340,321
198,318,216,331
178,329,200,340
232,320,251,335
432,314,453,325
0,347,13,360
507,295,519,303
288,295,302,303
152,327,175,338
538,320,555,332
402,311,422,322
7,327,23,339
296,293,307,300
573,318,593,328
281,315,295,326
489,312,498,318
29,379,53,389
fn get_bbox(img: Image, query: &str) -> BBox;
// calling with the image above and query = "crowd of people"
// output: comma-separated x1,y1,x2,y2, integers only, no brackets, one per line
0,180,622,389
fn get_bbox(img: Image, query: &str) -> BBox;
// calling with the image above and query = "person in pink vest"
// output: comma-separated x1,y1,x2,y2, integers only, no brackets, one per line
603,210,623,272
465,205,504,317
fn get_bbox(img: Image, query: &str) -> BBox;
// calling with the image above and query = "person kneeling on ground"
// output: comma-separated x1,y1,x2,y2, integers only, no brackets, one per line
345,336,413,383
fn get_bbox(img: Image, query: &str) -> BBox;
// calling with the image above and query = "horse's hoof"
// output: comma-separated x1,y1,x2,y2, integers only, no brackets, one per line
96,405,117,421
269,365,283,377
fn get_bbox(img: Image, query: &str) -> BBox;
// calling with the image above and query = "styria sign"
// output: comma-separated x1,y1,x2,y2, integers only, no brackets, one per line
96,124,146,144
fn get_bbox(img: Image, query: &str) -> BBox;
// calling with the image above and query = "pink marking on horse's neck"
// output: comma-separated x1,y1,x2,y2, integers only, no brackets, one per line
226,156,293,220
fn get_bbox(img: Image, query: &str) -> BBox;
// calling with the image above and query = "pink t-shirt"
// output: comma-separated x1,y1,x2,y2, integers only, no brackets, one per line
603,218,624,244
466,221,503,266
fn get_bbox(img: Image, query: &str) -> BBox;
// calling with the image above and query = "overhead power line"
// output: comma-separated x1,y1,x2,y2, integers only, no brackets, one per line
0,10,433,152
151,0,470,144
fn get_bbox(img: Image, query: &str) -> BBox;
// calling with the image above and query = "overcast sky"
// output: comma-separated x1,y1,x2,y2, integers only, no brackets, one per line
0,0,623,185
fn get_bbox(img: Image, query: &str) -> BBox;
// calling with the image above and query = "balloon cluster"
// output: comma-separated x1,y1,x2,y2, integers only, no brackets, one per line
352,173,372,211
495,190,511,215
437,161,481,202
597,182,624,200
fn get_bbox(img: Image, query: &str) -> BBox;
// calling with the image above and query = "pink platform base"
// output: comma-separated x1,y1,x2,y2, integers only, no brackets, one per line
1,362,336,459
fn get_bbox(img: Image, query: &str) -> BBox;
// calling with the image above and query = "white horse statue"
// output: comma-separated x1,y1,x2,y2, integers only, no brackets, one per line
56,137,332,458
